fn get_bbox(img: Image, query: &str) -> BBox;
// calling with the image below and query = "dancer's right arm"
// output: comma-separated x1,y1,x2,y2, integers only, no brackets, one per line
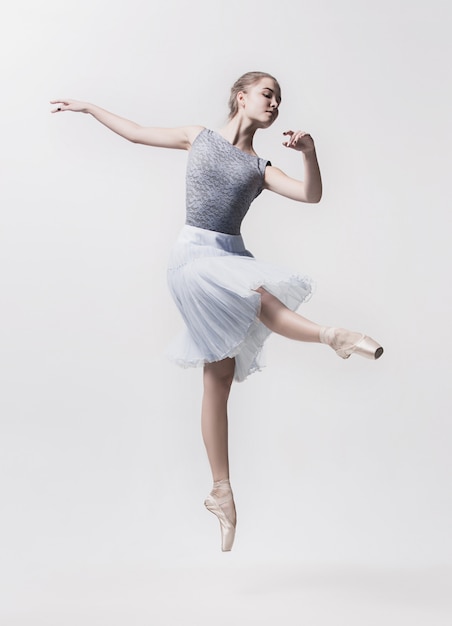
50,99,203,150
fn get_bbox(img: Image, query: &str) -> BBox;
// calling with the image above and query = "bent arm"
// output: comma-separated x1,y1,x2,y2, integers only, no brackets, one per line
263,130,322,203
264,150,322,203
50,99,203,149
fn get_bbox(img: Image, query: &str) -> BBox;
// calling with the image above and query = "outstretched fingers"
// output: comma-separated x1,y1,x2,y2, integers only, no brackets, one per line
50,99,69,113
49,99,88,113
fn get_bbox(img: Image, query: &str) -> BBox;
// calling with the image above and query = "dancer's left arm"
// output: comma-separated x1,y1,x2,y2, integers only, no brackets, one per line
264,130,322,203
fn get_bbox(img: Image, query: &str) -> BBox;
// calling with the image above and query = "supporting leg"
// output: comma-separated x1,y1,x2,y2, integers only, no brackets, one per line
201,358,235,482
201,358,237,550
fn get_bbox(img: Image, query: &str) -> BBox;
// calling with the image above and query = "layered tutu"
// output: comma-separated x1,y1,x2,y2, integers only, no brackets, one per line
166,225,314,382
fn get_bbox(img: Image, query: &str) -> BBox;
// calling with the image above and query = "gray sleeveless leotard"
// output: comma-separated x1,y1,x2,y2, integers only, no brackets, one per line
167,128,313,381
185,128,271,236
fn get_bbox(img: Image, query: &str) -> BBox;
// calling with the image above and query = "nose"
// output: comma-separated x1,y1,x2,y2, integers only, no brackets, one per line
270,98,279,109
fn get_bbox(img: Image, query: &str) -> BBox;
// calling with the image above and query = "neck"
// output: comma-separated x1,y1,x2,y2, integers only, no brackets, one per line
218,117,258,155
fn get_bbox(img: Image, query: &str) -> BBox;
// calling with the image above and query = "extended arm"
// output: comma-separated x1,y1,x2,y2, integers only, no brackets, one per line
50,99,203,150
263,130,322,203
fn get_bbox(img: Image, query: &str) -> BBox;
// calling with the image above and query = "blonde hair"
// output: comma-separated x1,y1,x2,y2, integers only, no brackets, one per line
228,71,281,119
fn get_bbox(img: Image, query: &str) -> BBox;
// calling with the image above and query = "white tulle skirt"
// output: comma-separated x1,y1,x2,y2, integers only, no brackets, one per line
166,225,314,382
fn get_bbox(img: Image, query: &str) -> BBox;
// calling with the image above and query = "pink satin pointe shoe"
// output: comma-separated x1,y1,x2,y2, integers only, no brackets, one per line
204,478,236,552
320,327,384,360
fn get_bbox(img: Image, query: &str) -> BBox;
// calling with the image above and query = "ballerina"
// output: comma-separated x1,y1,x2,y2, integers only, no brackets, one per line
51,70,383,552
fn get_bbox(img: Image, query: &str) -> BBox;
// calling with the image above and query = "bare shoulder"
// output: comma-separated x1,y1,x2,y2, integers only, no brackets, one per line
263,164,285,189
185,125,205,147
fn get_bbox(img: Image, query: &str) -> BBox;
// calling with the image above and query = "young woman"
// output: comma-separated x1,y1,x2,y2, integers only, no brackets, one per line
51,71,383,552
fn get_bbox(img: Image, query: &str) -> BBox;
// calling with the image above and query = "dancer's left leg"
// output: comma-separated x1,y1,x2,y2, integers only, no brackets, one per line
201,358,235,482
201,358,237,550
256,288,383,358
256,287,322,341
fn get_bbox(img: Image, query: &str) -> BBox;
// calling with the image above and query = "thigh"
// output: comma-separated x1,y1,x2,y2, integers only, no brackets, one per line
255,287,289,317
203,358,235,390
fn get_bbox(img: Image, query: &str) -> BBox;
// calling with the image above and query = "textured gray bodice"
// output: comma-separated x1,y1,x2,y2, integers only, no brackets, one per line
185,128,271,235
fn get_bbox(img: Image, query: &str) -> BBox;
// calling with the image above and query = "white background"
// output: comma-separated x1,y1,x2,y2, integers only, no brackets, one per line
1,0,451,624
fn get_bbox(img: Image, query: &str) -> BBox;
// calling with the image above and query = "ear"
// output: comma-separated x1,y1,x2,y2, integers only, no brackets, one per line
237,90,247,108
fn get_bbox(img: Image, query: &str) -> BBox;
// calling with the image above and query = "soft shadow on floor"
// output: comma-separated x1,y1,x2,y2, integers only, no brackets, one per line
2,563,451,626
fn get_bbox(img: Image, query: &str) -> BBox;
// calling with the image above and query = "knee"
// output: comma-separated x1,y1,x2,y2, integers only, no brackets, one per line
204,359,235,395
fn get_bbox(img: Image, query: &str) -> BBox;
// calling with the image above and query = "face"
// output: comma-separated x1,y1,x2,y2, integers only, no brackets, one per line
238,78,281,127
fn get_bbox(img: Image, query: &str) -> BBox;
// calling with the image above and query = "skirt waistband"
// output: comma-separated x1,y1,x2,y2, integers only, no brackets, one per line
178,224,248,254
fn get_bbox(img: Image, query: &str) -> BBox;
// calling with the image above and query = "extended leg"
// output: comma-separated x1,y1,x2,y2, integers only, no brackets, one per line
256,288,383,359
256,287,322,341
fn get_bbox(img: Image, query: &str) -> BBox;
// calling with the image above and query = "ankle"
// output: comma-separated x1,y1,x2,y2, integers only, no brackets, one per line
320,327,365,352
319,326,336,346
213,478,230,488
211,478,233,500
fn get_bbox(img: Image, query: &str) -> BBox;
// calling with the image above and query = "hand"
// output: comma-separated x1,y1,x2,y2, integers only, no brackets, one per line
282,130,315,154
50,99,91,114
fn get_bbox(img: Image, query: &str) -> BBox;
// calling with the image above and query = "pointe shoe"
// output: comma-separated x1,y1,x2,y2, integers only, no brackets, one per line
320,327,384,360
204,480,236,552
